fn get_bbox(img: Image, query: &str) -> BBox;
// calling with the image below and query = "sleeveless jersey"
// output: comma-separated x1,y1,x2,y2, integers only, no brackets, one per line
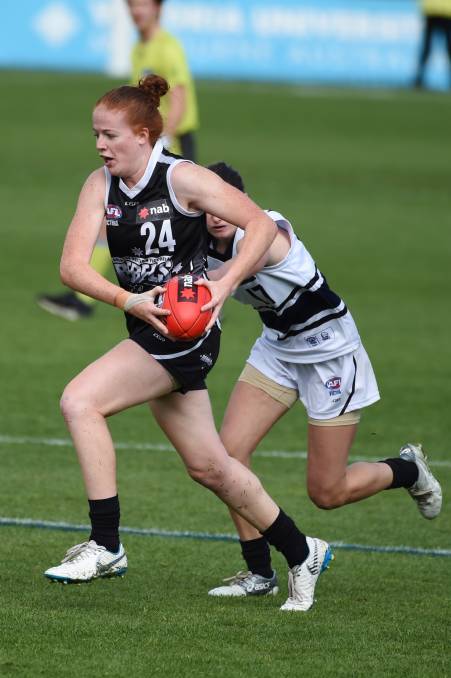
105,138,208,342
208,210,360,363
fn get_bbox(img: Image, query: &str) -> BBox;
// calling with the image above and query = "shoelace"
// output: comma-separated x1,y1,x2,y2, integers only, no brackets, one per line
417,492,435,506
61,541,105,564
222,571,252,585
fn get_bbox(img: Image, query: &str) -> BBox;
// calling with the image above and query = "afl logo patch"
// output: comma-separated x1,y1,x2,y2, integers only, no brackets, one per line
106,204,122,219
325,377,342,395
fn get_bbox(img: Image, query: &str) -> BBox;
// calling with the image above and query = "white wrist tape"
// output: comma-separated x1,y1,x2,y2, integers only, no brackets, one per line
124,293,155,312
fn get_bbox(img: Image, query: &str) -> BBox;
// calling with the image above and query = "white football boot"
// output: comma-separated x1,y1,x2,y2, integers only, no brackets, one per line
399,443,442,519
208,570,279,597
44,540,127,583
280,536,333,612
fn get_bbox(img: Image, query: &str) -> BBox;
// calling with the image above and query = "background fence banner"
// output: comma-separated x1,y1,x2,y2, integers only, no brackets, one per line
1,0,449,89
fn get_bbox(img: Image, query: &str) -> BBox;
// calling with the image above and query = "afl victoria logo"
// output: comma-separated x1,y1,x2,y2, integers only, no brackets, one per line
325,377,341,391
106,204,122,219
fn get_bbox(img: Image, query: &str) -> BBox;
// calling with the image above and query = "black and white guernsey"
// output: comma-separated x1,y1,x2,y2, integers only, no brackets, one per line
208,210,360,363
104,139,210,354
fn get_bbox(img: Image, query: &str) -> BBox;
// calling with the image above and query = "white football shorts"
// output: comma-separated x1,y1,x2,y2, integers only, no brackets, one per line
243,339,380,421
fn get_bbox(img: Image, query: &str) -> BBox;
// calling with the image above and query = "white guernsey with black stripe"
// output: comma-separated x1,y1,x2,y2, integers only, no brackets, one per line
208,210,360,363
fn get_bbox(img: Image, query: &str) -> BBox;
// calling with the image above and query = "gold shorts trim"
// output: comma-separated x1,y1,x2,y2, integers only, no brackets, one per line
308,410,361,427
238,363,298,409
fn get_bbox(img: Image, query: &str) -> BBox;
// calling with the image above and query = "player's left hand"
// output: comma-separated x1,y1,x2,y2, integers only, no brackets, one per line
196,277,231,331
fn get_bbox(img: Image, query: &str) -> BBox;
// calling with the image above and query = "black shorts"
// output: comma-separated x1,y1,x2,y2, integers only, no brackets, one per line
130,323,221,393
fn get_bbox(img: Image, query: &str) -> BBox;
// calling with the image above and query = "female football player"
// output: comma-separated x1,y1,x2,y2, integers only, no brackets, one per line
206,162,442,598
44,76,332,613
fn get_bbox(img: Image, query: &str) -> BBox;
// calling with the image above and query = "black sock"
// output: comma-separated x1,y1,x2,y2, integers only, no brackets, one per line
380,458,419,489
262,508,309,568
240,537,273,579
88,495,120,552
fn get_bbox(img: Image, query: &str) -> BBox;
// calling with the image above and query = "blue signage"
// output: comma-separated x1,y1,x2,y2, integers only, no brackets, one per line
0,0,448,89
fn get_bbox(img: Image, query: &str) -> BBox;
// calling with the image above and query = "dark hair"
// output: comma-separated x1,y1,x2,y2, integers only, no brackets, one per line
95,74,169,144
207,162,245,192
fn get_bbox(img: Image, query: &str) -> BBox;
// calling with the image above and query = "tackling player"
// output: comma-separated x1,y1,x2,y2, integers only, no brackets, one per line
206,162,442,598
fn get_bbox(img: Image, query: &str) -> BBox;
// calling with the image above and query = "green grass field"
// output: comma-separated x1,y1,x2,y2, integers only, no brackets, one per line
1,71,450,677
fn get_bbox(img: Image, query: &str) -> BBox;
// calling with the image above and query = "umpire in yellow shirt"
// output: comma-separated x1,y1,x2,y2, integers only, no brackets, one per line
128,0,199,160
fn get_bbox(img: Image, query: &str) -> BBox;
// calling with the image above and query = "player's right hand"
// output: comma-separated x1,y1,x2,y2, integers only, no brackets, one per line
124,288,171,336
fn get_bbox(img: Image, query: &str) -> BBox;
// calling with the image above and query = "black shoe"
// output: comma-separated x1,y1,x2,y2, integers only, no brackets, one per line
37,291,94,321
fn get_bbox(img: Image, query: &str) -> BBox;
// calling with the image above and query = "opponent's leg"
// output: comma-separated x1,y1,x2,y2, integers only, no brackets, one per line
307,422,390,508
221,380,290,539
307,423,441,518
208,380,289,595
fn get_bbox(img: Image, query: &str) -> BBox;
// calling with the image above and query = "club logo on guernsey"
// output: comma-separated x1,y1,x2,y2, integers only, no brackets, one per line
325,377,342,396
136,200,173,222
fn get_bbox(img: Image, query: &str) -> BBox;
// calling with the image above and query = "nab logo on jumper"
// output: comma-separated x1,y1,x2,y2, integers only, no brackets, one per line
136,200,173,222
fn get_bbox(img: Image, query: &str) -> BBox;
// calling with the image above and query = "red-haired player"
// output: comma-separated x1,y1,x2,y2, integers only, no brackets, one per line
44,76,333,613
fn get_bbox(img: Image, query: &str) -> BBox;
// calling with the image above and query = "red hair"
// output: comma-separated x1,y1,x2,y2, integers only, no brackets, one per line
95,74,169,144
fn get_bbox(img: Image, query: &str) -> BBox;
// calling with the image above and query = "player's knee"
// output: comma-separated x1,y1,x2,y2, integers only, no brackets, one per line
219,431,252,465
307,483,347,510
186,462,226,491
60,383,93,422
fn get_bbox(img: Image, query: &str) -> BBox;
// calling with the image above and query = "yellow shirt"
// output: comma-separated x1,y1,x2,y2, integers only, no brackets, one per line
421,0,451,17
130,29,199,144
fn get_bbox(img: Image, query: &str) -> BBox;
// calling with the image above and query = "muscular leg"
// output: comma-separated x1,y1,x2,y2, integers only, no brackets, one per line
149,388,282,533
219,381,289,539
307,423,393,509
60,339,175,499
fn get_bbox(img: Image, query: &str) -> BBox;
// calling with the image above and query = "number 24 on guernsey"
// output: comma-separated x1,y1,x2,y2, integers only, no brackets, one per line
140,219,176,255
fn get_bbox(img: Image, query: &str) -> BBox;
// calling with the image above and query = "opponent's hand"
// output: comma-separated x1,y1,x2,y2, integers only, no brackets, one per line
196,277,232,331
124,287,171,336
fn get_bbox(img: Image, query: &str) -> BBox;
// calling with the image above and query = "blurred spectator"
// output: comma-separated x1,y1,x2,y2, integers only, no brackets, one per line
37,0,200,321
415,0,451,88
128,0,199,160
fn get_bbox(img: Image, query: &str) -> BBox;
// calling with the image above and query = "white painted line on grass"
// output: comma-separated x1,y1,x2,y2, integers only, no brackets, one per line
1,517,450,558
0,434,449,467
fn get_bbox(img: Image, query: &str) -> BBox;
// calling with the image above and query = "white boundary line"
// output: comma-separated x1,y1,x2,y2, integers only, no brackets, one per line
1,517,450,558
0,434,449,467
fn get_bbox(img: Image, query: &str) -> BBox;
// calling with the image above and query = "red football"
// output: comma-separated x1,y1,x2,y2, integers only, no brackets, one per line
161,274,212,340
